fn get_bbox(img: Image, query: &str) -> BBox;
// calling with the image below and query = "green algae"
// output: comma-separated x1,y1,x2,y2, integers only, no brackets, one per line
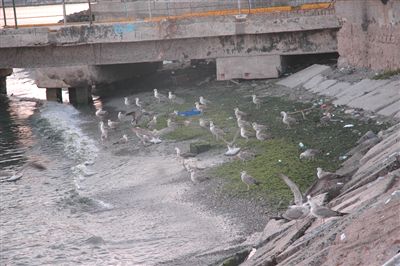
142,83,390,209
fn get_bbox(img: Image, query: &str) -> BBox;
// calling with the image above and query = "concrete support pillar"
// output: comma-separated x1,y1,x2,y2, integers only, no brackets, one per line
216,55,284,80
68,87,92,105
46,88,62,103
0,68,13,94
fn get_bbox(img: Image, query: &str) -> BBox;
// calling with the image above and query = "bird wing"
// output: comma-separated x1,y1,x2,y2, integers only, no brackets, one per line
283,206,309,220
314,206,343,218
279,174,304,205
244,174,260,185
222,129,240,146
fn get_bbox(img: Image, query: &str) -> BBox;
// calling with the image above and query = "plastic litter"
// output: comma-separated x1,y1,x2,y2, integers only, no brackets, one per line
343,124,354,128
176,108,202,117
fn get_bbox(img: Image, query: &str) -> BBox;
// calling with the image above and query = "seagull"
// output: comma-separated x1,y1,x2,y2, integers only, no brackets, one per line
240,126,253,141
256,129,270,141
317,167,341,180
280,111,297,129
118,112,125,121
107,119,120,129
113,134,128,145
95,108,108,118
275,174,310,223
199,118,209,128
195,102,206,113
300,149,320,160
237,150,256,161
168,91,176,102
131,127,161,145
307,195,348,222
124,97,131,106
147,115,157,129
225,145,241,156
252,94,261,109
100,121,108,141
240,171,260,190
135,97,142,108
252,122,267,131
167,118,177,128
154,89,161,103
199,96,211,105
237,117,252,129
188,169,208,183
175,147,196,159
234,107,248,119
209,121,226,140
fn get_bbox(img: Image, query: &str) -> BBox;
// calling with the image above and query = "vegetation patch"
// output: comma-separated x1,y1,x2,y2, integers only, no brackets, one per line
372,69,400,80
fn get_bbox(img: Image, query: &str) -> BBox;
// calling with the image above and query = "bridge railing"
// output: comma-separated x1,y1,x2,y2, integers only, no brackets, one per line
1,0,334,28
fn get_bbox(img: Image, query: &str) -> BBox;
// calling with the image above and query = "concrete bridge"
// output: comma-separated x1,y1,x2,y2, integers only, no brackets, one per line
0,1,340,103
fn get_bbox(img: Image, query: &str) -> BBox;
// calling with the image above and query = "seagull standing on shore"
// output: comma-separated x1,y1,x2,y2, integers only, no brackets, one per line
154,89,161,103
199,96,211,105
299,149,320,160
107,119,120,129
135,97,142,108
195,102,206,113
307,195,348,222
240,126,252,141
317,167,341,180
168,91,176,102
147,115,157,129
118,112,125,121
237,117,252,129
209,121,225,140
252,94,261,109
280,111,297,129
124,97,131,106
234,108,248,119
252,122,267,132
113,134,128,145
95,108,108,118
240,171,260,190
100,121,108,141
256,129,270,141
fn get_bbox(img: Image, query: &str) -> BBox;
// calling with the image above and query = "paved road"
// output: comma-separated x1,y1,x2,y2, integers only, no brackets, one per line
1,3,88,27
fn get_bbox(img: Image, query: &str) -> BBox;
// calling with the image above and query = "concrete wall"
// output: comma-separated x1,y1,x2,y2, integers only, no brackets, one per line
216,55,283,80
335,0,400,70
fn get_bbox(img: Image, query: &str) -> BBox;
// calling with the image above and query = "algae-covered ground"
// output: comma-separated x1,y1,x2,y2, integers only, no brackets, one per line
129,73,389,211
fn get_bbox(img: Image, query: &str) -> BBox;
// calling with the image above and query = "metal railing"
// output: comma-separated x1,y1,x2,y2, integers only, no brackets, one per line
0,0,334,28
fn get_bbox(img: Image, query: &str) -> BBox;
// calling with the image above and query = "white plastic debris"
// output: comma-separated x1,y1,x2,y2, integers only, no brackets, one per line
340,233,346,241
339,155,348,161
278,159,282,163
343,124,354,128
299,142,305,148
246,248,257,261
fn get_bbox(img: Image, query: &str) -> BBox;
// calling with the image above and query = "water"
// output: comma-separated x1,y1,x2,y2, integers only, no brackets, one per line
0,69,248,265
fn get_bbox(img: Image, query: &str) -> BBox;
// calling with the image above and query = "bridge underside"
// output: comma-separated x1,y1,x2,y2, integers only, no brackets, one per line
0,29,337,69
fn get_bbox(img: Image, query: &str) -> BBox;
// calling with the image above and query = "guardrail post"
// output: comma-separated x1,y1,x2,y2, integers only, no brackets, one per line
12,0,17,28
147,0,152,19
88,0,93,25
237,0,241,14
1,0,6,27
62,0,67,26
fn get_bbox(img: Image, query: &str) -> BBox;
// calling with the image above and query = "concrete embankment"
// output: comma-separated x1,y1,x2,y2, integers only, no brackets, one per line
220,64,400,266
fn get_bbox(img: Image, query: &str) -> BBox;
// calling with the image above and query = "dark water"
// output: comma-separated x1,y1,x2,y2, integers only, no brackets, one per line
0,69,249,265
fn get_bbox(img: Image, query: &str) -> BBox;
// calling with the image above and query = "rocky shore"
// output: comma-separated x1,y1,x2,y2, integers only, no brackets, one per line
218,65,400,266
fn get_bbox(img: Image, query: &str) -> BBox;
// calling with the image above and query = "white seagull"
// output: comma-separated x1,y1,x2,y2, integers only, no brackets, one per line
124,97,131,106
240,171,260,190
234,107,248,119
107,119,120,129
135,97,142,108
95,108,108,118
199,96,211,105
195,102,206,113
100,121,108,141
307,195,348,222
154,89,161,103
118,112,125,121
252,94,261,109
300,149,320,160
317,167,341,180
281,111,297,129
209,121,226,141
168,91,176,102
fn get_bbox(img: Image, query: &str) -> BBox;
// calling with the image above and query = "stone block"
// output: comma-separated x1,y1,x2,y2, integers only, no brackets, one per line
216,55,283,80
333,79,390,106
310,79,337,93
276,64,331,88
323,81,351,97
302,74,324,91
349,80,400,112
378,101,400,117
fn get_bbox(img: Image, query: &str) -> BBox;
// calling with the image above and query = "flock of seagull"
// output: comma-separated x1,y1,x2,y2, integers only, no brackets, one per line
95,88,348,223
